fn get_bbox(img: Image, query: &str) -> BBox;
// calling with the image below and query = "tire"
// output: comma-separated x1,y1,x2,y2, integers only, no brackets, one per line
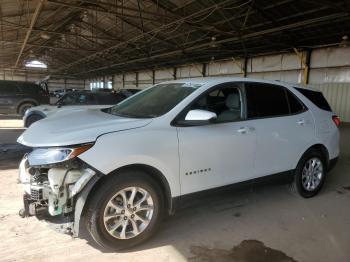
18,102,35,116
293,149,327,198
25,114,44,127
85,170,164,250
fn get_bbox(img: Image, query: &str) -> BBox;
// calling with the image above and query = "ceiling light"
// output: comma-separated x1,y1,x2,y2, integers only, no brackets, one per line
339,35,349,48
25,60,47,69
81,11,88,22
40,32,51,40
210,36,217,48
28,50,36,58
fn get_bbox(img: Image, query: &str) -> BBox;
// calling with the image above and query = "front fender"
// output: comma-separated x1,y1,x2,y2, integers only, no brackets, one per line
73,173,102,237
78,126,181,197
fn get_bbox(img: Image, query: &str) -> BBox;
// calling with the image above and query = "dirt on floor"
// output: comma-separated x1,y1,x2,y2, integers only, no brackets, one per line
0,122,350,262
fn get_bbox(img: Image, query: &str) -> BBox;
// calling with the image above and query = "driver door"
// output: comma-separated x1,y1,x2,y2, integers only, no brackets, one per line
176,83,257,195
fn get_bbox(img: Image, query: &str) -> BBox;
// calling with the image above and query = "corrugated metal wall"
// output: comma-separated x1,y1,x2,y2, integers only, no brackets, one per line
312,83,350,122
103,46,350,122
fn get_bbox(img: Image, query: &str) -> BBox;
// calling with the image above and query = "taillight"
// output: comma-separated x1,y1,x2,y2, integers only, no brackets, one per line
332,115,341,127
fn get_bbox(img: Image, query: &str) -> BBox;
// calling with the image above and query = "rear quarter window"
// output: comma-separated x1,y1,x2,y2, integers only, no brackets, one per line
295,87,331,111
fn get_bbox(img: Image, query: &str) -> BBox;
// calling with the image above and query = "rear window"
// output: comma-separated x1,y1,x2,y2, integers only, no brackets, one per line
295,88,331,111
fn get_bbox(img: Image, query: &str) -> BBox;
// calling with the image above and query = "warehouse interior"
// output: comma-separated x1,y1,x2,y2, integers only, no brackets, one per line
0,0,350,261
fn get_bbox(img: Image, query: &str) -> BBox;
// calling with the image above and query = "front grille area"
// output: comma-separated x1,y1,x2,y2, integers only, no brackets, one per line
30,188,43,201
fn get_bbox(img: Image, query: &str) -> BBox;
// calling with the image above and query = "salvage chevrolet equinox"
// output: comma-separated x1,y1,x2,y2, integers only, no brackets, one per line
17,77,340,250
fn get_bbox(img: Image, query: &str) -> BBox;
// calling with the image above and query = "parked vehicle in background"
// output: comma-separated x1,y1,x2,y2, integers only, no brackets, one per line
17,78,339,250
23,90,127,127
51,88,75,98
0,80,49,116
114,89,140,102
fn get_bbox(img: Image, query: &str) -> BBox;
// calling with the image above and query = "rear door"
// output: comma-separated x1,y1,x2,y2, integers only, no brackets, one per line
244,82,315,177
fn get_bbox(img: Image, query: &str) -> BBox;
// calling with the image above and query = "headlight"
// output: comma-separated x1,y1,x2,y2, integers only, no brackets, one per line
27,144,93,166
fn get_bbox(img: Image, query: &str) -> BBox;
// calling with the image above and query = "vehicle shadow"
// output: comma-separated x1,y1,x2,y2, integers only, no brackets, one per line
82,154,349,262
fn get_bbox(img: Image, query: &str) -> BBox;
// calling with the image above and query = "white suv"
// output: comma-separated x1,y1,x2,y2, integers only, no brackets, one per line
17,77,340,250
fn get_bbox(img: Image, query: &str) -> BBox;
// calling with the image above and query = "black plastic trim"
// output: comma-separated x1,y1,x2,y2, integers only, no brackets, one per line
170,170,294,214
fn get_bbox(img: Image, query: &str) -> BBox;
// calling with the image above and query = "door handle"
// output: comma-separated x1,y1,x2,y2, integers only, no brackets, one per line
237,126,255,134
237,127,247,134
297,119,305,126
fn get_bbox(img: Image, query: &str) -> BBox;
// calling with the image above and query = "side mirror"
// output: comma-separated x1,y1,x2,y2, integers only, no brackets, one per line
184,109,217,124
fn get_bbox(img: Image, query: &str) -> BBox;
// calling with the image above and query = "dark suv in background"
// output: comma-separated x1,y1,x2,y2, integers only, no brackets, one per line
0,80,49,116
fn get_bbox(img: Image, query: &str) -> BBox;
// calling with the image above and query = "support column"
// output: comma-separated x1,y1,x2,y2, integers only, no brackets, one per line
135,72,139,88
293,48,312,85
173,67,177,80
243,57,248,77
202,63,207,77
304,49,311,85
152,70,155,85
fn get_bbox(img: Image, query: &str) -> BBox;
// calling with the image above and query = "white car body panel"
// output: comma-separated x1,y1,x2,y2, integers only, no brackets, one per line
177,121,257,194
248,110,316,175
26,104,111,118
79,122,181,197
18,108,152,147
18,77,340,199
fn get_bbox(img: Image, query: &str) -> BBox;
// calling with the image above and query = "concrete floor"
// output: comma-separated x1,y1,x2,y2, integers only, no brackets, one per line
0,119,349,262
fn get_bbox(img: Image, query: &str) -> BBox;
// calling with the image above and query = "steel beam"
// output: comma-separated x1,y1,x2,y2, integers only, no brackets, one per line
74,13,349,75
47,0,170,23
0,40,96,52
50,0,236,74
14,0,45,68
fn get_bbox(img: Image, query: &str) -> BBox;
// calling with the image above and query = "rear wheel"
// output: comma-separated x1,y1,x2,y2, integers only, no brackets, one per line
85,171,164,250
293,149,327,198
18,102,35,116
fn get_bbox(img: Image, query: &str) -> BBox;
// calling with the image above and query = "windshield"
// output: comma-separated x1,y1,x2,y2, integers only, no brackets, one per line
107,83,202,118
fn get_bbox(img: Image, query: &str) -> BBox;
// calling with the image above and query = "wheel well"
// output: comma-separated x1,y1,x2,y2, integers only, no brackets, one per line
16,100,37,113
87,164,173,216
305,144,330,167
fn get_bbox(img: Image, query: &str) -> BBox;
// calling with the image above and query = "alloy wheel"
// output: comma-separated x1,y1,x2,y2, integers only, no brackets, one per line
103,187,154,239
301,157,323,191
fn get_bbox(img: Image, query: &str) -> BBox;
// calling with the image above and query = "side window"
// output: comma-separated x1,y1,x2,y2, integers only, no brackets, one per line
97,94,120,104
286,90,304,114
189,84,242,123
77,94,95,104
246,83,289,118
0,81,19,94
59,93,78,105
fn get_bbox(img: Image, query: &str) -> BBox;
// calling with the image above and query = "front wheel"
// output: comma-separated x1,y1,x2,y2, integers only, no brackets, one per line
25,114,44,127
293,149,327,198
85,171,164,250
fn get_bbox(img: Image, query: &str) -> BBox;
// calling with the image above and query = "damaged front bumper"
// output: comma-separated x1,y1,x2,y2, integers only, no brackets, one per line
18,156,98,236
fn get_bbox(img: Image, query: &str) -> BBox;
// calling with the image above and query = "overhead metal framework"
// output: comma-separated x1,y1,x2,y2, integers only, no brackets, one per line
0,0,349,78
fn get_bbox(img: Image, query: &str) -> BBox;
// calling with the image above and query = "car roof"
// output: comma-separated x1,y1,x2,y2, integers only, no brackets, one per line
159,76,320,91
161,77,283,86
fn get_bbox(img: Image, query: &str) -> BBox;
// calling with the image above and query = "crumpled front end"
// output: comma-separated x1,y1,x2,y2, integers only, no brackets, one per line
18,155,97,236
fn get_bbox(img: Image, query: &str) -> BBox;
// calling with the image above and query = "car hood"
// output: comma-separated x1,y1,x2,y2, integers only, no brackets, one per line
18,108,152,147
28,104,112,117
